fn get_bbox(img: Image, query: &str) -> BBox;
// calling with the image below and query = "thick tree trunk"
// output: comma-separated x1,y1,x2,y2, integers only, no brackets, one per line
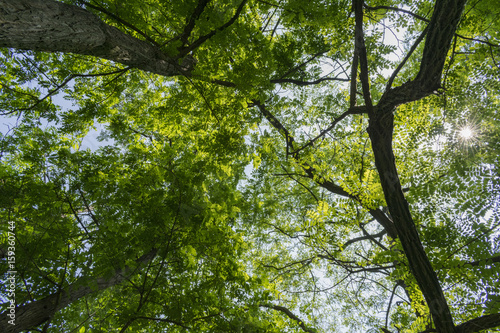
366,0,467,331
0,249,157,333
0,0,194,76
368,111,456,332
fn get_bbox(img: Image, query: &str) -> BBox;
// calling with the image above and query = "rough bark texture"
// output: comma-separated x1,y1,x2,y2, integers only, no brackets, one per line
0,0,194,76
455,313,500,333
367,0,468,332
368,110,456,332
0,249,157,333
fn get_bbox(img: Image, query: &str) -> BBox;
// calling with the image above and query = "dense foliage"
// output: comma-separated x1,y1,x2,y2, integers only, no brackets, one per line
0,0,499,332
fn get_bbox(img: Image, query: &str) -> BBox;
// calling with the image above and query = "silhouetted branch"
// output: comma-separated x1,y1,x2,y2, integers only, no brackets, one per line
260,304,317,333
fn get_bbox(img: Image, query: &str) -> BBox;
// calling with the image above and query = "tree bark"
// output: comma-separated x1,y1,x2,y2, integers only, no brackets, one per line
0,0,194,76
0,249,157,333
366,0,467,332
368,110,456,333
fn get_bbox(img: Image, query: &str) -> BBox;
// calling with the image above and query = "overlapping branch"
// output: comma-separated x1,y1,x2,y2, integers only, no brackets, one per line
252,101,398,239
260,304,317,333
178,0,249,56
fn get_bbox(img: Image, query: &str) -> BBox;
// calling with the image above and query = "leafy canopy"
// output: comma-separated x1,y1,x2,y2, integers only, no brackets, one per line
0,0,499,332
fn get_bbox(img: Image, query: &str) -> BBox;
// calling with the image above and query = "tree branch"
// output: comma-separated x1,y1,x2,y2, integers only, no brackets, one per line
81,1,160,47
179,0,248,56
455,313,500,333
386,26,428,90
353,0,373,111
270,77,349,86
0,249,158,333
343,230,387,249
179,0,212,46
363,4,429,22
260,304,317,333
20,67,130,113
0,0,193,77
292,107,367,155
253,101,397,239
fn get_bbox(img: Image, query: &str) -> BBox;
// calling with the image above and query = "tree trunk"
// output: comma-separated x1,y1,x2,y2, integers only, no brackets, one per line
368,111,456,332
0,0,194,76
0,249,157,333
366,0,467,331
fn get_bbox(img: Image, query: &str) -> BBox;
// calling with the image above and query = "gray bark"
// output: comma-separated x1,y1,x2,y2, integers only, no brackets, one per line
368,0,468,332
0,249,157,333
0,0,194,76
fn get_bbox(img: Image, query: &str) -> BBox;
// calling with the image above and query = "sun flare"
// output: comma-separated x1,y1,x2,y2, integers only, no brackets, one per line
459,126,474,140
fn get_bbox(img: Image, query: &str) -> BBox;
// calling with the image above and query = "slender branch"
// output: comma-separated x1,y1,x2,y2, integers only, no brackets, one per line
363,4,429,22
451,255,500,269
131,316,191,329
180,0,248,56
260,304,317,333
385,283,399,329
283,170,319,202
359,224,389,251
179,0,211,46
271,77,349,86
260,257,314,271
455,34,499,47
81,1,160,46
386,26,428,90
292,107,367,154
279,50,330,79
25,68,130,112
353,0,373,111
442,220,500,265
343,230,387,248
254,102,397,239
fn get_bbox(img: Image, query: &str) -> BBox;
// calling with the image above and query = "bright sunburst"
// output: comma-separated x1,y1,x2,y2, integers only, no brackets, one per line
457,122,481,151
459,126,474,140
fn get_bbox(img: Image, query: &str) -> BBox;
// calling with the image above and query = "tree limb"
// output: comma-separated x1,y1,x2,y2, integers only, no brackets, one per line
455,313,500,333
0,0,193,76
367,1,468,331
179,0,248,56
0,249,158,333
343,230,387,249
353,0,373,111
270,77,349,86
260,304,317,333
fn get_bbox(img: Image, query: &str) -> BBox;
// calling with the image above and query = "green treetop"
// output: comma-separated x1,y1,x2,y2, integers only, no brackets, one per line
0,0,499,332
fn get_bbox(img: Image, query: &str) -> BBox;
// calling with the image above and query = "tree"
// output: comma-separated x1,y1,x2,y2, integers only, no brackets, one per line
0,0,499,332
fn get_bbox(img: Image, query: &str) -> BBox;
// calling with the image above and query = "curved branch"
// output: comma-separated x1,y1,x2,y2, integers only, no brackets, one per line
343,229,387,249
385,283,399,329
386,26,428,90
292,107,367,155
179,0,212,46
260,304,317,333
179,0,248,56
363,4,429,22
254,102,397,239
81,1,161,47
22,67,130,113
